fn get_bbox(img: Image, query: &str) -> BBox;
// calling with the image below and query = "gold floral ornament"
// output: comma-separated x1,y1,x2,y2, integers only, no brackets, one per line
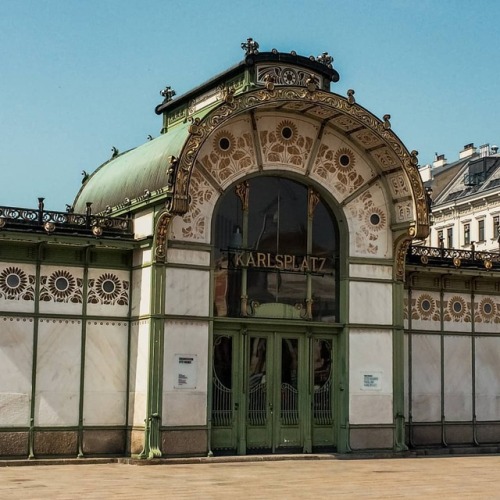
96,273,122,301
416,293,436,319
478,297,496,321
213,130,236,157
47,270,76,300
276,120,298,145
366,207,387,232
0,267,28,297
448,296,467,320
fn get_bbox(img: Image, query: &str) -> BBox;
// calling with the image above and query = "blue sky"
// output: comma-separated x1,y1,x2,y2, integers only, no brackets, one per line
1,0,499,210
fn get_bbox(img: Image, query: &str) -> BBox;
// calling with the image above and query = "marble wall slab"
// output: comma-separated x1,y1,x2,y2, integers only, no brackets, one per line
349,329,393,425
86,269,130,318
0,263,36,313
133,208,154,239
132,248,152,267
411,334,441,422
128,320,149,426
475,336,500,421
130,267,151,318
349,282,392,325
167,249,210,267
162,320,209,426
444,335,472,421
0,317,33,427
35,319,81,426
165,269,210,317
38,265,84,316
349,264,393,280
83,321,128,426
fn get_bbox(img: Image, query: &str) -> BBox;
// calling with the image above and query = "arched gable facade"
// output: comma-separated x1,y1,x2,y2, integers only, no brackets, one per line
152,82,429,455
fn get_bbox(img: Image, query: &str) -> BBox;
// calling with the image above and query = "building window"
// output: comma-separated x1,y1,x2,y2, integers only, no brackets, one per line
494,216,499,240
464,224,470,245
478,219,485,242
447,227,453,248
437,230,444,247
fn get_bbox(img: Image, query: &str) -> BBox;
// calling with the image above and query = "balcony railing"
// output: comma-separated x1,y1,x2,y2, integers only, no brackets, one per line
0,200,133,238
407,244,500,270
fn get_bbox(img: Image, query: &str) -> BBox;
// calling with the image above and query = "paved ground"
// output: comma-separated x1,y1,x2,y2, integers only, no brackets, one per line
1,454,500,499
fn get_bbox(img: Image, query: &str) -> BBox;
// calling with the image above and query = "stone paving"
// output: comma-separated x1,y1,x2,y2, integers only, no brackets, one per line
1,455,500,499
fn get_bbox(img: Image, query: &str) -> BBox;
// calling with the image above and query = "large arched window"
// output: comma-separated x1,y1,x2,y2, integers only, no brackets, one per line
213,177,339,322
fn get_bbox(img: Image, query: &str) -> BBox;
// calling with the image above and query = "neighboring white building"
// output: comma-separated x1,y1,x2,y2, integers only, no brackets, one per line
423,143,500,252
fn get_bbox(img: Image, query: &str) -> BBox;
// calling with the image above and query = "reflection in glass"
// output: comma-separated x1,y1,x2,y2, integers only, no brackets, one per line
212,336,233,427
248,337,267,426
213,176,338,321
313,339,333,425
281,339,299,425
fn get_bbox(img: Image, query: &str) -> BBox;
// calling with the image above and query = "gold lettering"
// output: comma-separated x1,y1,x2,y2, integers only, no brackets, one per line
234,252,245,267
275,254,284,269
284,254,293,270
310,257,318,272
267,252,272,268
257,252,266,268
318,258,326,272
299,257,309,272
247,252,256,267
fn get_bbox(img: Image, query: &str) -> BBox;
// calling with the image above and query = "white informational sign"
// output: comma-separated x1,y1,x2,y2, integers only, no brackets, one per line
361,372,382,391
174,354,197,389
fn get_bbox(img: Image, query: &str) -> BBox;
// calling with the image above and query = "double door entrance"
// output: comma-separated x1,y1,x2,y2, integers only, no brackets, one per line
211,327,336,454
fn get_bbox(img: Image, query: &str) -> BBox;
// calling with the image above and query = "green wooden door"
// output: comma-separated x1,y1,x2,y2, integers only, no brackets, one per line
211,329,335,454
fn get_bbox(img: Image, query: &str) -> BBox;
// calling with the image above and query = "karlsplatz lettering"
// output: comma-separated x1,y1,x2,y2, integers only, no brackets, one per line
228,250,327,273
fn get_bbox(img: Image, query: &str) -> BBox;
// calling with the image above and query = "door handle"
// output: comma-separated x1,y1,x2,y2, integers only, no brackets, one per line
269,402,273,415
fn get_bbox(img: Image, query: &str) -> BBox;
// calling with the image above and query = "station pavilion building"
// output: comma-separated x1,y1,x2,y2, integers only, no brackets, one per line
2,41,500,459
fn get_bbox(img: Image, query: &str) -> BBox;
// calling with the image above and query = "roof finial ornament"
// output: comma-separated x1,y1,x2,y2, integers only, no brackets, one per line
306,74,319,92
241,37,259,56
111,146,119,158
410,150,419,166
347,89,356,105
160,86,176,103
383,114,391,129
316,52,333,68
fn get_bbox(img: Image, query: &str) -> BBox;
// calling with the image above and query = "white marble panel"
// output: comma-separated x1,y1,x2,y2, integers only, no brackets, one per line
133,248,152,267
345,182,392,259
167,248,210,267
411,334,441,422
410,290,441,331
349,264,392,280
442,292,472,333
349,282,392,325
475,337,500,421
86,269,130,318
0,316,33,426
131,266,151,317
162,320,209,426
349,329,393,424
128,320,150,426
165,269,210,317
474,294,500,333
133,209,154,239
35,319,81,426
83,321,128,425
38,265,84,316
0,263,36,313
444,336,472,421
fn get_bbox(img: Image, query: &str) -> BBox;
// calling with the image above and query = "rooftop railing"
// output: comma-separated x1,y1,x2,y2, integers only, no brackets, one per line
408,244,500,271
0,199,133,238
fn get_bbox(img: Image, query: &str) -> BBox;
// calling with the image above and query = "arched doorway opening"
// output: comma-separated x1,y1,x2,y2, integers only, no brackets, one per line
210,175,341,454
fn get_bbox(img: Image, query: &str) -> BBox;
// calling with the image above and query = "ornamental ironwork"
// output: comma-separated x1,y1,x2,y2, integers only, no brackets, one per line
0,204,133,237
407,245,500,271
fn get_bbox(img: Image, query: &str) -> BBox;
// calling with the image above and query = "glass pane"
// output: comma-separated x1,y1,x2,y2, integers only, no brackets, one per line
212,336,233,427
313,339,333,425
281,338,299,425
248,337,267,425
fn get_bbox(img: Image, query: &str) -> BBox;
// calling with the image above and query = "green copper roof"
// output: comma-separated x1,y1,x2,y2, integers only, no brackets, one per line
73,121,191,214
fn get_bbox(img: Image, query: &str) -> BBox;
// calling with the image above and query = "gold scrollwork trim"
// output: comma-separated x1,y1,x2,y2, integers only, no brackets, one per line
154,210,173,262
172,87,430,239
